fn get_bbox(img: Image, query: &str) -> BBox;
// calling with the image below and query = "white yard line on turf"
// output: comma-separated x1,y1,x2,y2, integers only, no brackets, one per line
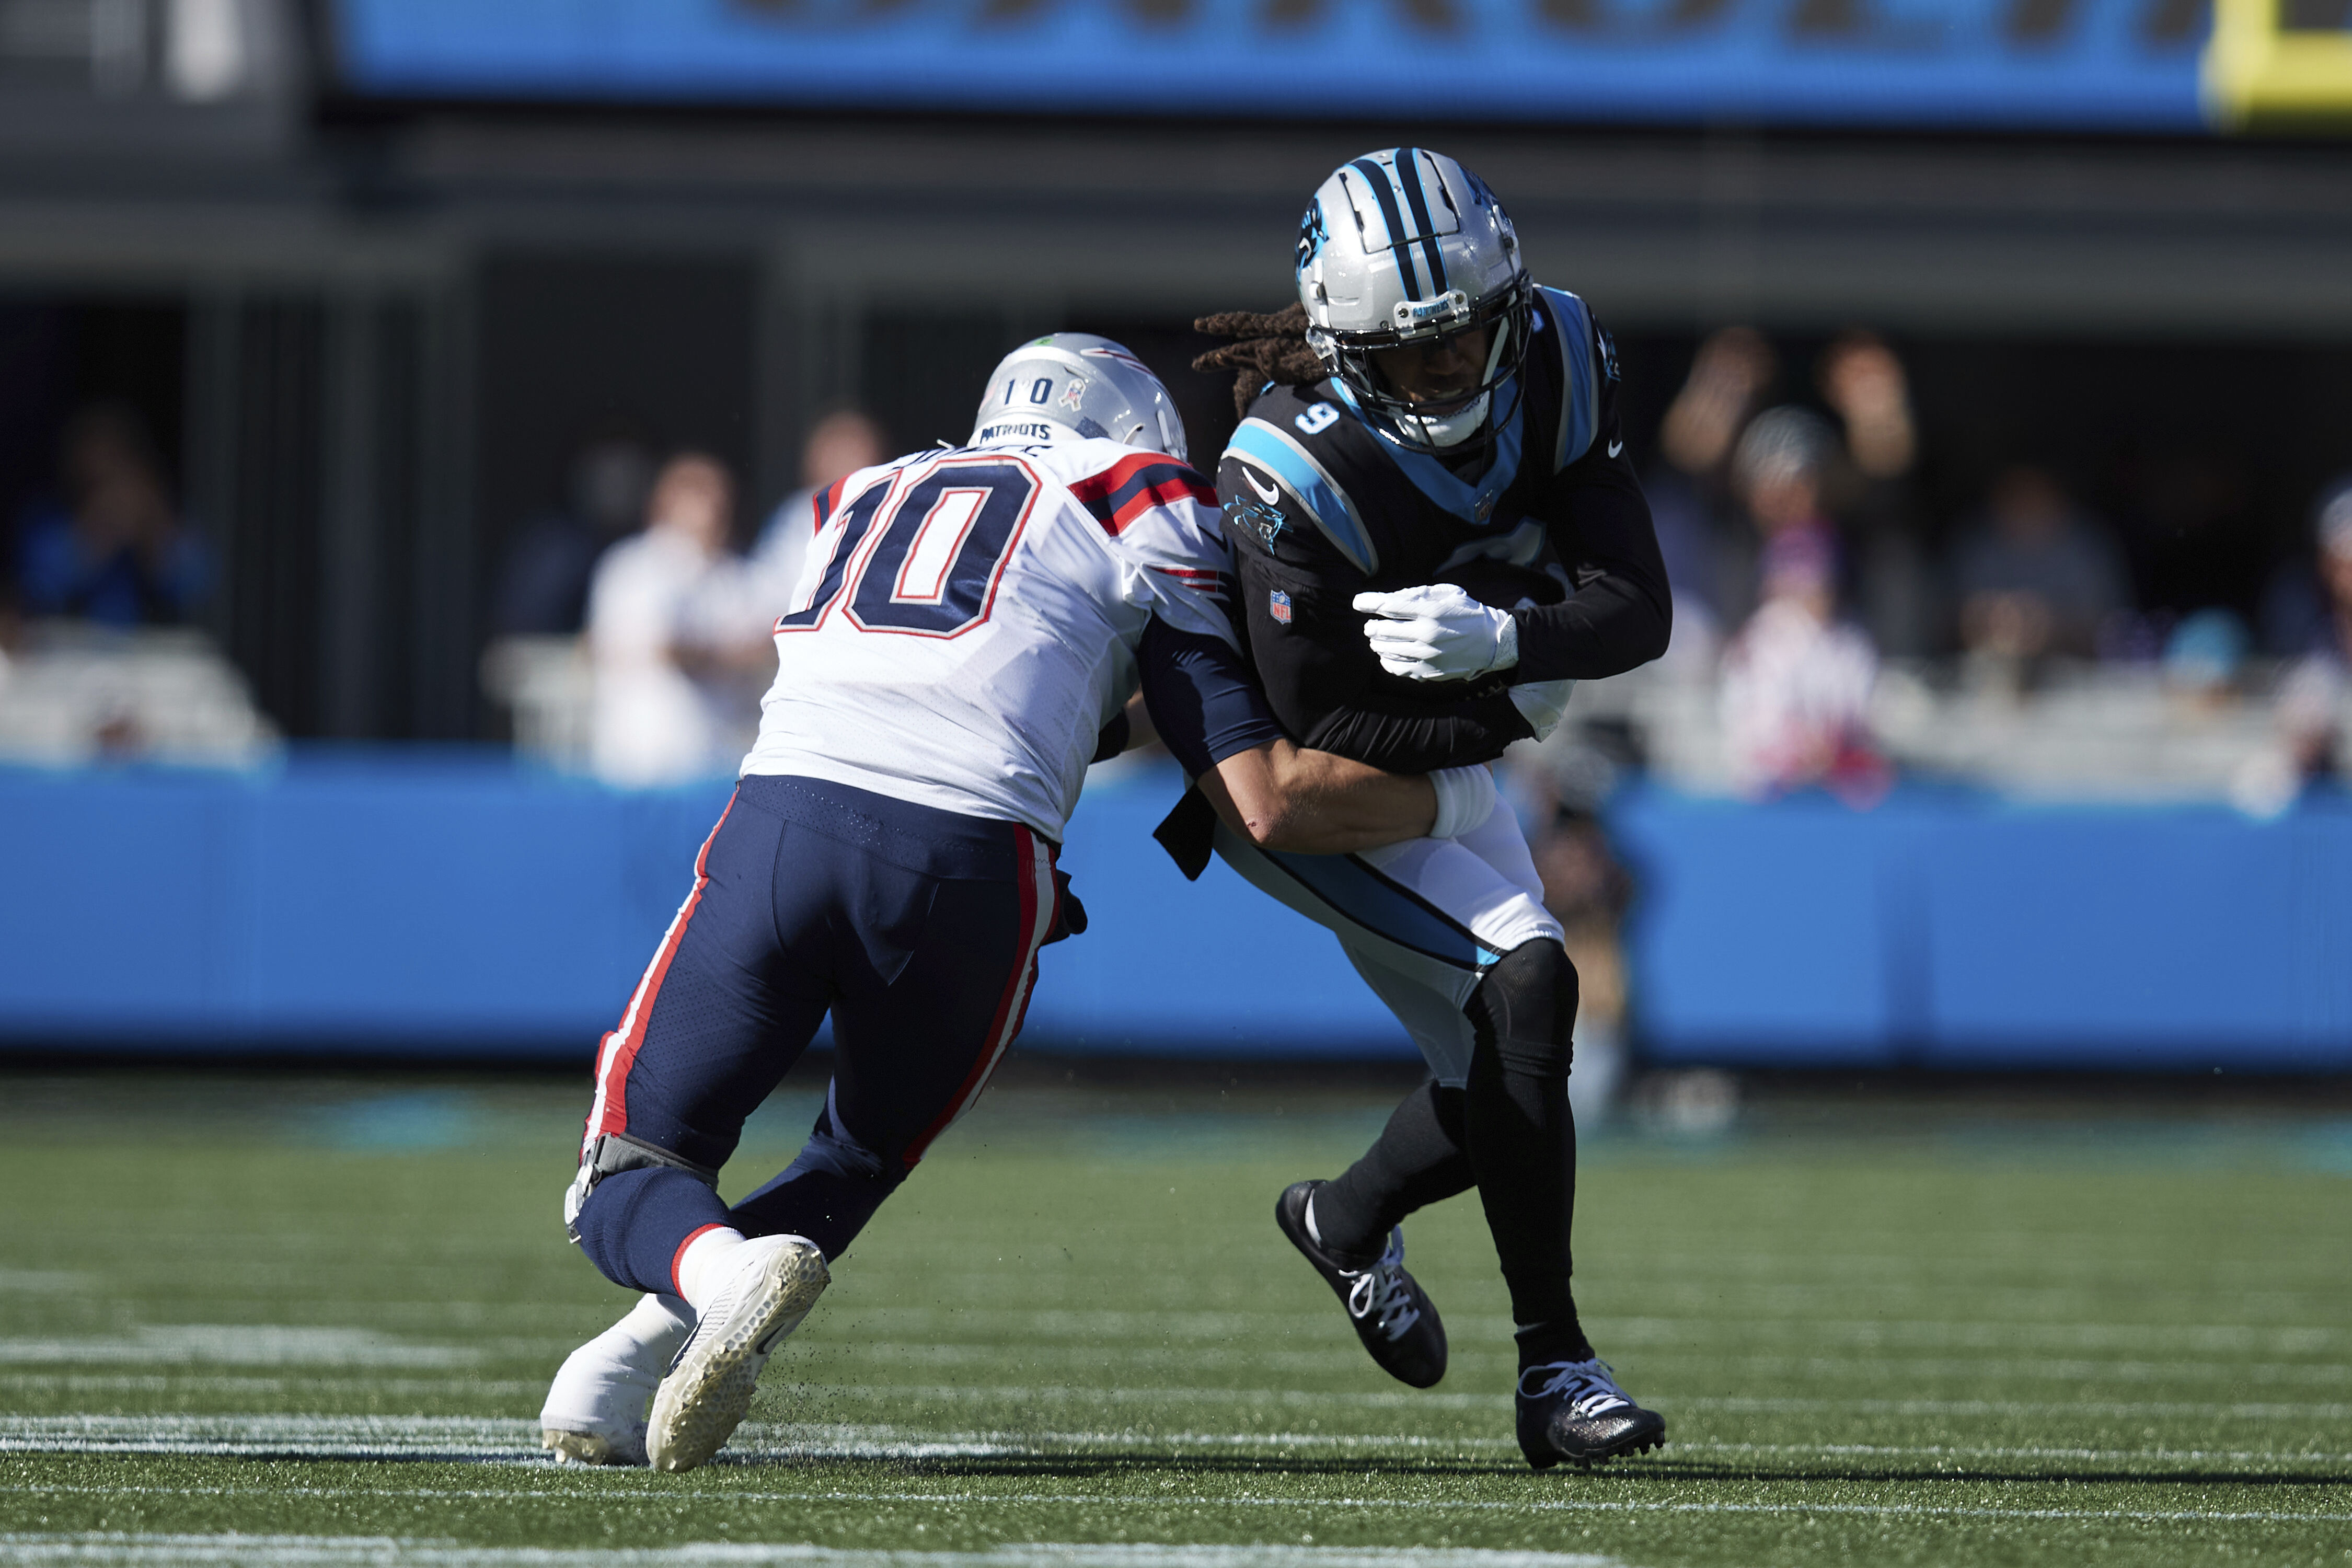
3,1417,2347,1468
8,1485,2350,1528
0,1374,548,1398
0,1537,1626,1568
0,1328,474,1368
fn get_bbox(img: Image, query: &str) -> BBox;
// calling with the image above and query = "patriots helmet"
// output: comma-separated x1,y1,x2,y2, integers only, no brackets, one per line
970,333,1190,465
1295,148,1532,453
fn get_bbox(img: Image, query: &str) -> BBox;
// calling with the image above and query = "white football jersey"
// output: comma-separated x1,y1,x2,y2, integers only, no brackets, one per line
740,436,1236,839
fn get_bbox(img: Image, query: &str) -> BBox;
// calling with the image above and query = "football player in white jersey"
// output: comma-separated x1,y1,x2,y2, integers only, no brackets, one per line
540,333,1503,1473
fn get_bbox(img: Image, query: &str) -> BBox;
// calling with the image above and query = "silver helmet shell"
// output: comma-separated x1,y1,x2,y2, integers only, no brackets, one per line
1295,148,1532,452
969,333,1189,465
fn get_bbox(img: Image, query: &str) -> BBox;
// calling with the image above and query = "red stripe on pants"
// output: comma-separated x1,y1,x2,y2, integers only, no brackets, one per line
580,790,739,1161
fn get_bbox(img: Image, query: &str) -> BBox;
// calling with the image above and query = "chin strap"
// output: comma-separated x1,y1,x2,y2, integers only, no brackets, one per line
1388,315,1518,450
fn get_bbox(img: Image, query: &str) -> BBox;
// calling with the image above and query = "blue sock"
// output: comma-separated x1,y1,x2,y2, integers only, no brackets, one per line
573,1166,733,1296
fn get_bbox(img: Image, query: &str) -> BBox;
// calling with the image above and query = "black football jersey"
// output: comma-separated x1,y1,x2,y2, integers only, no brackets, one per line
1214,286,1671,773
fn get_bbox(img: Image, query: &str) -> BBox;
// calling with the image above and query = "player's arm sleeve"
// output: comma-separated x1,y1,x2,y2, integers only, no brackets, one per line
1510,375,1674,682
1136,617,1284,780
1223,497,1532,772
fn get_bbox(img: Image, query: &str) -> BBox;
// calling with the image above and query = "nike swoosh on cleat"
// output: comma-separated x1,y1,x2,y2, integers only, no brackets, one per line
1607,439,1623,457
1244,468,1281,504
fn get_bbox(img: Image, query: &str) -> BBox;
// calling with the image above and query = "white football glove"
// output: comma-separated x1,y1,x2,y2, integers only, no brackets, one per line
1353,583,1520,682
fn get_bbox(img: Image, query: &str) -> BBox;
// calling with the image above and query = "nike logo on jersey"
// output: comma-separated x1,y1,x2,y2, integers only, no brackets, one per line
1607,438,1623,457
1244,467,1281,504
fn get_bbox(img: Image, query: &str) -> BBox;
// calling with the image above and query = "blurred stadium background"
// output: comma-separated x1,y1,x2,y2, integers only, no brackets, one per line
2,0,2350,1075
2,6,2350,1565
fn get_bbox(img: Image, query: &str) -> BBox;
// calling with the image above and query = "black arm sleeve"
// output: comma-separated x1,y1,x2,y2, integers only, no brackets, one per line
1230,544,1532,772
1136,618,1285,780
1509,378,1674,682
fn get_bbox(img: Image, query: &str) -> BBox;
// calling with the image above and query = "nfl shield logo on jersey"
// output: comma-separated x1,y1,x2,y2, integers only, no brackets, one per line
1270,590,1293,625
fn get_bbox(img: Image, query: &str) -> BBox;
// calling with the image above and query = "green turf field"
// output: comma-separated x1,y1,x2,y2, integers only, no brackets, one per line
0,1064,2345,1567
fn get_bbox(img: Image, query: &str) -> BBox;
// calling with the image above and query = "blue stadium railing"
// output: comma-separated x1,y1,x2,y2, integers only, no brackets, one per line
2,751,2345,1070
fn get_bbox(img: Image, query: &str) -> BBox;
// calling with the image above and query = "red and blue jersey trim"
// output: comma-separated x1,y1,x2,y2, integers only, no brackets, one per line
810,474,852,535
1149,564,1232,601
1066,453,1217,536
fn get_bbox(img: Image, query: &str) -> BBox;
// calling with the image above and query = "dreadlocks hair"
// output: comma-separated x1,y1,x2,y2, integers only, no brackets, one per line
1193,302,1328,419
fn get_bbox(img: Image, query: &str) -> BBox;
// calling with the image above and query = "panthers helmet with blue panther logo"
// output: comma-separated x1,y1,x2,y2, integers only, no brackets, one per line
970,333,1190,465
1295,148,1532,453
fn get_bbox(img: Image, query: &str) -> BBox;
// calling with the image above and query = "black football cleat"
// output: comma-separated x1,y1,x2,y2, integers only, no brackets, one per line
1275,1180,1447,1388
1516,1357,1667,1470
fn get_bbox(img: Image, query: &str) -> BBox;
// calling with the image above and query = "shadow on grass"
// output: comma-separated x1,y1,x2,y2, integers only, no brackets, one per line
43,1448,2350,1493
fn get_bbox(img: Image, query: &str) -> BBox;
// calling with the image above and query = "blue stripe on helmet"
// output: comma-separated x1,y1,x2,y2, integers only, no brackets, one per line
1396,147,1449,297
1349,155,1422,302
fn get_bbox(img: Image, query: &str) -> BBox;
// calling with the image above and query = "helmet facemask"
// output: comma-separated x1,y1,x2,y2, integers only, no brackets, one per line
1309,277,1531,456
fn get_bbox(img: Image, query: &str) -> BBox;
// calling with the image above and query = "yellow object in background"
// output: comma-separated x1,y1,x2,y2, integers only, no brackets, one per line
2206,0,2352,129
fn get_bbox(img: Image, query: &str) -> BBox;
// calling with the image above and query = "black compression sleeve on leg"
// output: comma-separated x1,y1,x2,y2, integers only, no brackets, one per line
1309,1078,1477,1263
1461,939,1595,1369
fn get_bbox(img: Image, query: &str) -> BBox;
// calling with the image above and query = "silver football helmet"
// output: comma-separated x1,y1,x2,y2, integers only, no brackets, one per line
969,333,1189,464
1295,148,1532,453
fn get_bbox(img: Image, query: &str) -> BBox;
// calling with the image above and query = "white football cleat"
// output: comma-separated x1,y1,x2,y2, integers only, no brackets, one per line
539,1293,694,1467
647,1235,829,1473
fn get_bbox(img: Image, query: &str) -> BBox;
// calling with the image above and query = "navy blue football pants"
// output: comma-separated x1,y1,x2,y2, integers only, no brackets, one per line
568,774,1064,1298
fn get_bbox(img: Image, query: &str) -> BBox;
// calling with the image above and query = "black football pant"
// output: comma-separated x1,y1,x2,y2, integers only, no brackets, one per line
1308,938,1592,1370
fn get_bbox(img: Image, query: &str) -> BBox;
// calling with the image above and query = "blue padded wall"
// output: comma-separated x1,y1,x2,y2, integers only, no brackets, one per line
3,756,2346,1070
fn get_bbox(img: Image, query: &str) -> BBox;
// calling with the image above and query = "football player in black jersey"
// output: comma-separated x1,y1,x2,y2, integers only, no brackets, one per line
1190,148,1673,1469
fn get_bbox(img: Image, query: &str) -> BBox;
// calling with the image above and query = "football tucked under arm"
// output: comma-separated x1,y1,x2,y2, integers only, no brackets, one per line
1355,563,1581,741
1512,426,1674,682
1228,549,1533,773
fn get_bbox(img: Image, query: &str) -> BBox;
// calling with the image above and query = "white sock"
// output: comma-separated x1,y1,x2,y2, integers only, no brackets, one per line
606,1292,694,1369
540,1293,693,1434
674,1227,750,1312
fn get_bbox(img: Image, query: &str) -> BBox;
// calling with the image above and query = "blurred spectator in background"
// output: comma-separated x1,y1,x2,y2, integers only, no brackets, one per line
1817,332,1939,659
586,453,764,788
492,434,656,637
1949,465,2130,689
1646,327,1779,667
1732,406,1841,567
752,409,886,617
2161,608,2250,712
2259,475,2352,659
2232,482,2352,814
1720,521,1885,803
13,404,207,628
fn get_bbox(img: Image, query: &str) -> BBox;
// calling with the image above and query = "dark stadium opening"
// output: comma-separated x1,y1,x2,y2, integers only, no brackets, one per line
1610,329,2352,649
0,296,188,612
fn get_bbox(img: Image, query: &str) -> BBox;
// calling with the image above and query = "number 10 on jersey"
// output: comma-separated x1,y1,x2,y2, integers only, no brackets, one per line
777,457,1042,639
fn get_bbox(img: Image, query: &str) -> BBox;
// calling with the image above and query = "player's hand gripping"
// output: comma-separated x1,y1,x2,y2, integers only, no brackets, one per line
1354,583,1520,682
